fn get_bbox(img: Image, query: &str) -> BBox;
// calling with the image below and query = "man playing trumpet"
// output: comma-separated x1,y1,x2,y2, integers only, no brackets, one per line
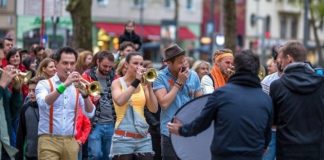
201,49,234,94
82,51,116,160
35,47,95,160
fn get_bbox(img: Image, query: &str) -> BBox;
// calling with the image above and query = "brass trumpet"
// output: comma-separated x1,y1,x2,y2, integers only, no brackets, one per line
68,71,102,96
0,68,32,86
143,68,158,83
74,80,102,96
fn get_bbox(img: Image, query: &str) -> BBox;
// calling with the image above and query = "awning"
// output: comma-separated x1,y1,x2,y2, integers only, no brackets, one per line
95,22,196,40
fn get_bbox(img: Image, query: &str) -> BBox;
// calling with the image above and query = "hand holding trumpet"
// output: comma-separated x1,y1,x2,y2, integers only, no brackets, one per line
65,71,101,97
64,71,81,87
0,65,19,88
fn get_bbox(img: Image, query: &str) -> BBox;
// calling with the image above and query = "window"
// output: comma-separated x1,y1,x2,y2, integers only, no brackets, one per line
291,17,298,38
0,0,7,8
280,16,287,39
186,0,193,10
265,15,271,32
0,29,7,38
164,0,174,9
97,0,109,6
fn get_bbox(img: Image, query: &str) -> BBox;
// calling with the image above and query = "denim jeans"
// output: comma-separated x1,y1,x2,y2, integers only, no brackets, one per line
263,131,276,160
88,122,114,160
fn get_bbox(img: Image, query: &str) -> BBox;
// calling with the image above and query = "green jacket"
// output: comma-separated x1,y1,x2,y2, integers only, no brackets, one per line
0,86,23,159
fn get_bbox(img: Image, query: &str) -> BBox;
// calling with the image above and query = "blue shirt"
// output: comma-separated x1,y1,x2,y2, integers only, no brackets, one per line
153,67,201,136
36,74,95,136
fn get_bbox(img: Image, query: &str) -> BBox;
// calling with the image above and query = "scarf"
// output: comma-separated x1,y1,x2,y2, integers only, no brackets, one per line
210,65,227,89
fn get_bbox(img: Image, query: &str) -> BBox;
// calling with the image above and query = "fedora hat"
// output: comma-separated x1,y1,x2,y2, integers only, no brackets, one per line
164,44,185,61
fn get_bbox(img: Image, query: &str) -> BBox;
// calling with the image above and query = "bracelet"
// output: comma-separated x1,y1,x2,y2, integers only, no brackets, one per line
56,84,66,94
175,81,183,87
131,79,141,88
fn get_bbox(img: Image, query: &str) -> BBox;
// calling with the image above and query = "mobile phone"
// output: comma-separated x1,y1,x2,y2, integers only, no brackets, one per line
181,67,186,72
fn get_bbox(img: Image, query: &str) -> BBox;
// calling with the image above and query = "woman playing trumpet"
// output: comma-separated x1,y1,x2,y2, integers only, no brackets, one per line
111,52,158,160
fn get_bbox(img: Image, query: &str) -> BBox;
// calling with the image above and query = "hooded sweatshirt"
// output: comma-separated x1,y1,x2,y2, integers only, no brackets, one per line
270,62,324,159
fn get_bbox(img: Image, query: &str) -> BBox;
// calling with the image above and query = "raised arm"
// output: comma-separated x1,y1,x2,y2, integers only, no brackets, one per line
143,83,158,113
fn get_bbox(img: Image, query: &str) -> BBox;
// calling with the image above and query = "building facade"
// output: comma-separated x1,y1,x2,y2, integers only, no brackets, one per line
245,0,324,64
16,0,202,62
92,0,203,62
0,0,16,39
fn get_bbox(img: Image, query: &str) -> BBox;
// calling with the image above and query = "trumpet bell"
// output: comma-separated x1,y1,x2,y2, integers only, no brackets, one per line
87,81,101,96
18,71,32,84
144,68,158,83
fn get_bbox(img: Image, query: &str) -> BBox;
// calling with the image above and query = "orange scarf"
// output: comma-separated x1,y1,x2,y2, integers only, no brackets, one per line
210,65,227,89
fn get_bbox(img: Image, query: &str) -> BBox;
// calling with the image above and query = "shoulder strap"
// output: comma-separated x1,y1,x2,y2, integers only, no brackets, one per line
47,79,80,135
119,77,128,91
47,79,54,134
208,73,215,89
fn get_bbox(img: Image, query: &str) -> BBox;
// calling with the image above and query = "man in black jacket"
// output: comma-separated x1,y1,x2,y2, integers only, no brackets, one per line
270,41,324,160
168,50,272,160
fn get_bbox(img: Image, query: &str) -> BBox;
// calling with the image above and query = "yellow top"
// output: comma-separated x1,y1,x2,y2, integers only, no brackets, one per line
113,79,146,128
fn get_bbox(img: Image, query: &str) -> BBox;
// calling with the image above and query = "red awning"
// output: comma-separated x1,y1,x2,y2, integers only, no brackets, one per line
95,22,196,40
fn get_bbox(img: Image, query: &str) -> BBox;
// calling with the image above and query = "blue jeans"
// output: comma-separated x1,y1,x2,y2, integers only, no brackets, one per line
88,123,114,160
263,131,276,160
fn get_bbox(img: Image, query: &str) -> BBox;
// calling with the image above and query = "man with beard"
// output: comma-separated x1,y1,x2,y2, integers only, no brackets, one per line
82,51,115,160
201,49,234,94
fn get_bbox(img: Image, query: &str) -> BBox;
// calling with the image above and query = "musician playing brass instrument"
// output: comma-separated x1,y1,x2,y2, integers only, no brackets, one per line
0,64,23,160
35,47,95,160
111,52,158,160
201,49,234,94
81,51,116,160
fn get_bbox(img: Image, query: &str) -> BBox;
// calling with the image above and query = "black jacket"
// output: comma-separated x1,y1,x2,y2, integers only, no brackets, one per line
270,62,324,160
16,101,39,159
118,31,142,50
180,72,272,160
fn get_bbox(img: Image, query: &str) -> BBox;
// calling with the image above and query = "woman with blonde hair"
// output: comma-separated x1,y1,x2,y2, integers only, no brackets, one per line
75,50,93,74
192,60,211,80
115,58,127,78
35,58,56,79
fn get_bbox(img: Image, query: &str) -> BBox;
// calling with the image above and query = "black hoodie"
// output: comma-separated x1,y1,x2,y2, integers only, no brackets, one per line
270,62,324,159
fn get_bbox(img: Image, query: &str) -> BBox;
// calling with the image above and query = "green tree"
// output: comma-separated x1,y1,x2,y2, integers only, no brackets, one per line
66,0,92,51
223,0,236,53
310,0,324,65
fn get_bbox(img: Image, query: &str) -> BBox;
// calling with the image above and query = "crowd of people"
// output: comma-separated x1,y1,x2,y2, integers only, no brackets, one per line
0,20,324,160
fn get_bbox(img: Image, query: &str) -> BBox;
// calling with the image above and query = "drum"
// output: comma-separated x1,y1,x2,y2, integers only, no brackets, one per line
170,94,213,160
